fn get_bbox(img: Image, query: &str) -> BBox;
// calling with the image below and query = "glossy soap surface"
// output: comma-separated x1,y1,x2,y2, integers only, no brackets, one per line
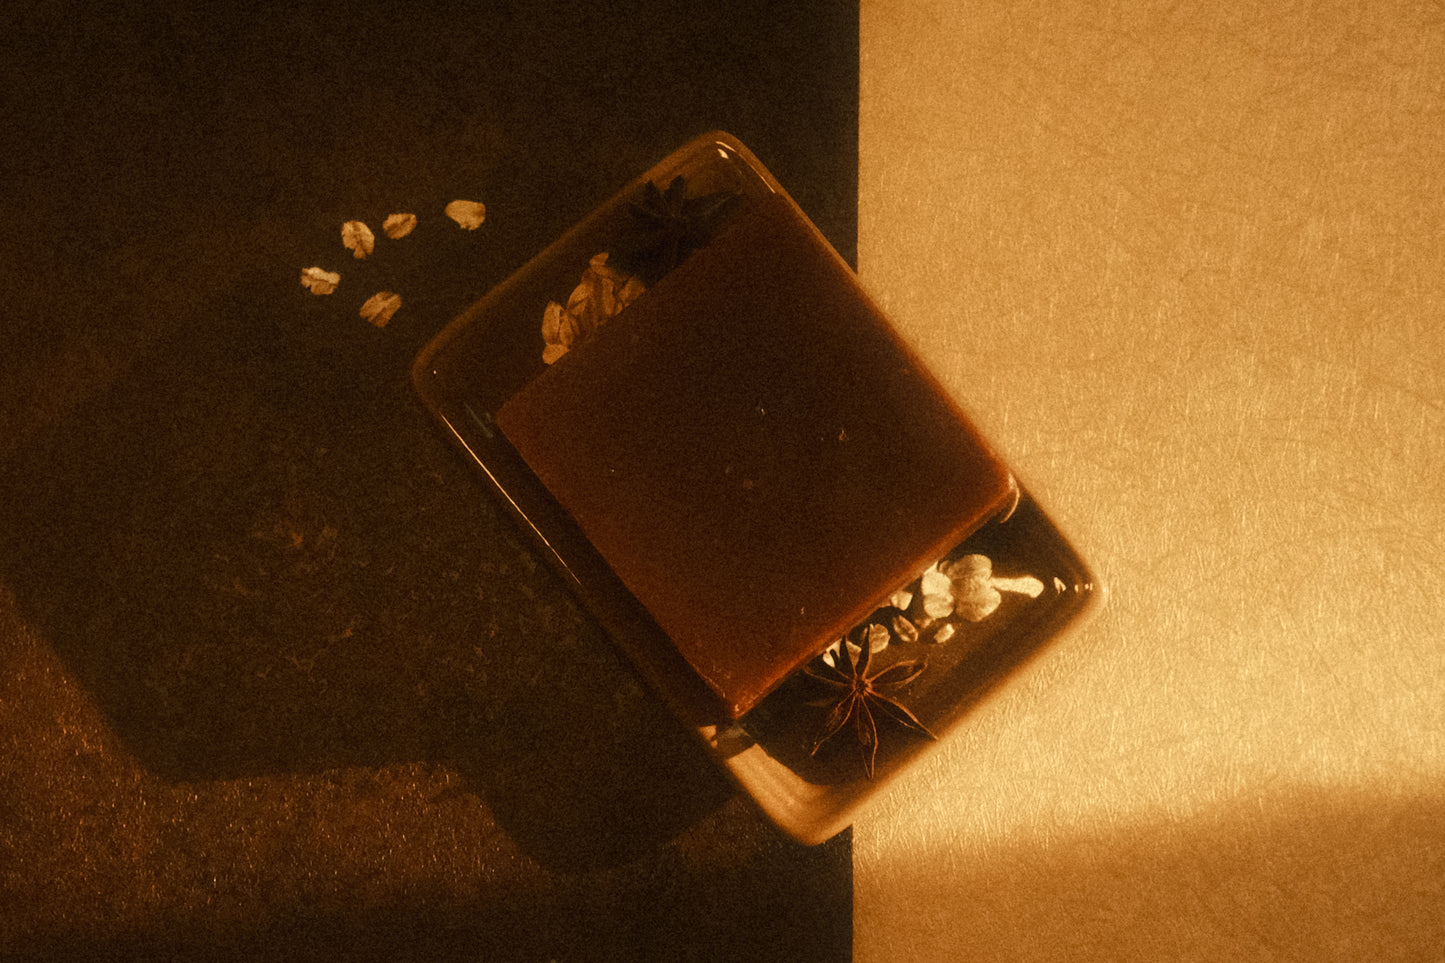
497,192,1014,717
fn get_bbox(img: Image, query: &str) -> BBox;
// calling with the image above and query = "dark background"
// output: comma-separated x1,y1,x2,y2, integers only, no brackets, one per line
0,1,857,958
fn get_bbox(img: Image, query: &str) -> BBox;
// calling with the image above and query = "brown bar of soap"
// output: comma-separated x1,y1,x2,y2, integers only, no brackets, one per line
497,192,1013,718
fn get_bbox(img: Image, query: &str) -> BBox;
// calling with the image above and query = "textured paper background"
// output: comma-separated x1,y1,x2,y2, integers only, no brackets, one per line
855,1,1444,959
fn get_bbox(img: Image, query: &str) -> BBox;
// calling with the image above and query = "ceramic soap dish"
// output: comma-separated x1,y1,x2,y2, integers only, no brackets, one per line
413,132,1102,843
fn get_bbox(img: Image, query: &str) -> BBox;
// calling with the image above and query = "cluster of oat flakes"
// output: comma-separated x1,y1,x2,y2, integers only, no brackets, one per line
299,200,487,327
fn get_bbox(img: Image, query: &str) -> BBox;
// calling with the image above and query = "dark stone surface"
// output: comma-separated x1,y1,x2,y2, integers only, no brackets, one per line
0,1,856,958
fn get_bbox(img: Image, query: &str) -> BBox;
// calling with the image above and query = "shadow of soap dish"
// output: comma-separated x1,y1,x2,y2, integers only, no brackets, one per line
413,131,1102,844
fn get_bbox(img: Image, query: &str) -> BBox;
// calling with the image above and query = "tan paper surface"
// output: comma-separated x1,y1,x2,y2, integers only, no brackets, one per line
857,2,1445,958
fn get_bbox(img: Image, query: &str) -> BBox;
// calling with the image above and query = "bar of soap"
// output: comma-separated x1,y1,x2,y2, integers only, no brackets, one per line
497,193,1013,718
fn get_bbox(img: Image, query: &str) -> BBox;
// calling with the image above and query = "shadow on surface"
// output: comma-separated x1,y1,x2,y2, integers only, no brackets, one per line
0,0,857,878
0,271,739,869
0,7,857,958
12,826,851,963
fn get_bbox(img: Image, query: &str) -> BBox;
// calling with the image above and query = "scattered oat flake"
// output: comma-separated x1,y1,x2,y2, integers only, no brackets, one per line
541,301,577,364
360,291,402,327
342,220,375,259
300,267,340,295
920,563,954,619
445,200,486,230
540,252,644,363
383,213,417,239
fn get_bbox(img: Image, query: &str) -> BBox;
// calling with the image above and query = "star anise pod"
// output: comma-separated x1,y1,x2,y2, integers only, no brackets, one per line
610,175,741,285
802,624,936,779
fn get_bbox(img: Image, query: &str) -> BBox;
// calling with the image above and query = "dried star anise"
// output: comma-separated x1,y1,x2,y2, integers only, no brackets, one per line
803,623,936,779
610,175,741,285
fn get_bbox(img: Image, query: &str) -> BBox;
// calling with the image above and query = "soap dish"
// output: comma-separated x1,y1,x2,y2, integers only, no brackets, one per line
412,132,1102,843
